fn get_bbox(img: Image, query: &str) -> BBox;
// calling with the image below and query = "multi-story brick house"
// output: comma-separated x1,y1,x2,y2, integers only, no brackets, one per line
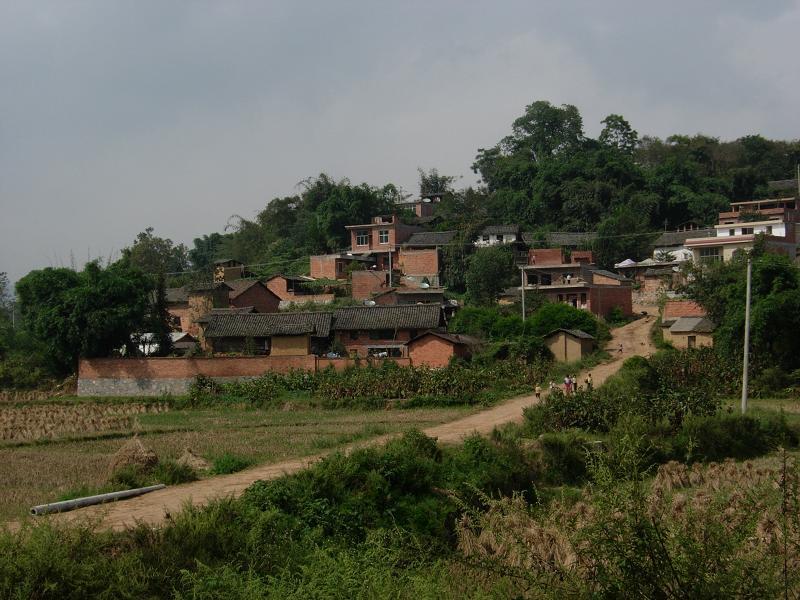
332,304,445,358
475,225,529,264
344,215,422,270
309,253,374,280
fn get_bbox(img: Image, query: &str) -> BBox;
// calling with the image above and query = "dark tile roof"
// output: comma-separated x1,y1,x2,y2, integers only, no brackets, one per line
413,215,442,225
669,317,715,334
767,179,799,191
185,282,233,293
203,312,332,338
195,307,257,324
654,228,716,247
408,331,480,346
480,224,521,236
165,287,188,303
546,328,595,340
404,231,457,247
545,231,598,246
332,305,443,331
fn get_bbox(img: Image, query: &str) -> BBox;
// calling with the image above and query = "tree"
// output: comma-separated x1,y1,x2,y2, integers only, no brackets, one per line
599,114,638,154
418,168,457,196
16,262,151,373
525,302,605,341
465,245,517,306
121,227,189,274
148,273,174,357
189,233,228,272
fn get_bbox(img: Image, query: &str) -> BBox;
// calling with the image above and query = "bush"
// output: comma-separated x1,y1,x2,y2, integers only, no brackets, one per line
674,413,799,462
152,460,198,485
211,453,254,475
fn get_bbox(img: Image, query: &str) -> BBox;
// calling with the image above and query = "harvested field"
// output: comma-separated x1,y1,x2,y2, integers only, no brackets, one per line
0,401,473,521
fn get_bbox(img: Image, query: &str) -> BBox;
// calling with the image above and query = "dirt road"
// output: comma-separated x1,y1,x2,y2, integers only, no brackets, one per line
40,313,657,531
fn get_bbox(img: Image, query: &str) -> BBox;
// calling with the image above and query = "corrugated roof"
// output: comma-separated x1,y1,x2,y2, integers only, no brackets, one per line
545,328,595,340
332,305,443,331
654,228,716,247
404,231,457,247
204,312,332,338
669,317,715,334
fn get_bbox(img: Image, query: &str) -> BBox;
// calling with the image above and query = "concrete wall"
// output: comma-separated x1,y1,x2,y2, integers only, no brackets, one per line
666,331,714,349
546,333,593,362
79,355,412,396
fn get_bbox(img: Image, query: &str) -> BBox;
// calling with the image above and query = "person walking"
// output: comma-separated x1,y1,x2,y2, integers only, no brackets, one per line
534,384,542,401
585,373,593,391
564,375,571,395
618,342,623,355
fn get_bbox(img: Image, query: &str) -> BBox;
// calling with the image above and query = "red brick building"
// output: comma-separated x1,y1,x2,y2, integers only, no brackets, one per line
265,274,336,306
344,215,422,270
406,331,478,367
226,280,281,314
309,253,374,280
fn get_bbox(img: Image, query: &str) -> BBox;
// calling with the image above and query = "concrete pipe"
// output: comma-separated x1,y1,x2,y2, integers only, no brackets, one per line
30,484,166,516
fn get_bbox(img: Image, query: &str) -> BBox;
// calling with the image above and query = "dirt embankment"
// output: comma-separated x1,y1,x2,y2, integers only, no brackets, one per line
30,313,657,532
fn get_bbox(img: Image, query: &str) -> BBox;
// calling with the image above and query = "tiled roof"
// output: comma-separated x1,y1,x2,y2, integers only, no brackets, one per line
654,228,716,247
404,231,457,247
226,279,274,300
204,312,332,338
408,331,480,346
195,307,257,324
669,317,715,334
545,232,597,246
663,300,706,320
545,328,595,340
332,305,443,331
481,224,521,236
767,179,799,191
165,287,188,303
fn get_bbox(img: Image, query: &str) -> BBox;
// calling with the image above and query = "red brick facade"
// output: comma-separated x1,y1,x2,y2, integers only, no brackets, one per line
336,330,414,357
229,282,280,314
529,248,564,265
406,335,471,368
396,248,439,279
588,286,633,317
351,270,391,300
309,255,340,279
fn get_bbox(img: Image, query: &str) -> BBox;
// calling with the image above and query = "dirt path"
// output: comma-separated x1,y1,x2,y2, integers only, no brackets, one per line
35,313,657,532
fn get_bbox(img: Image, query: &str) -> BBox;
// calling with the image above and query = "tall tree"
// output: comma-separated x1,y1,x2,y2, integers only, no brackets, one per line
418,168,456,196
599,114,638,154
121,227,189,274
465,245,517,306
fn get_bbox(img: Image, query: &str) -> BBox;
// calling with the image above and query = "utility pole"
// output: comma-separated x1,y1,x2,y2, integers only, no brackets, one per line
741,255,752,414
388,247,392,287
520,267,526,321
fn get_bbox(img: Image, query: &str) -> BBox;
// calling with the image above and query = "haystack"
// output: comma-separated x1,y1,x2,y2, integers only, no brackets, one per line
109,436,158,474
177,448,211,472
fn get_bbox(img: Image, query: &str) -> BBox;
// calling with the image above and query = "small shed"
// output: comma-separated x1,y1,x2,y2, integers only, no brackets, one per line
545,329,595,363
407,331,480,368
667,317,714,349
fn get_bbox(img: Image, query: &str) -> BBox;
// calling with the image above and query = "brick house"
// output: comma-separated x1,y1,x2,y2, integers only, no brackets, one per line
166,282,232,338
226,279,281,314
200,311,333,355
344,215,422,271
309,253,375,280
373,288,446,306
660,300,714,348
406,331,479,367
475,225,529,265
265,274,336,306
521,262,633,318
332,304,445,358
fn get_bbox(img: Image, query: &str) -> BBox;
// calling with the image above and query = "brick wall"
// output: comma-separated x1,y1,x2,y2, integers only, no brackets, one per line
231,283,280,313
397,248,439,278
351,270,390,300
592,273,622,286
168,305,191,333
78,355,411,396
265,277,290,300
589,285,633,317
407,336,455,368
529,248,564,265
310,255,339,279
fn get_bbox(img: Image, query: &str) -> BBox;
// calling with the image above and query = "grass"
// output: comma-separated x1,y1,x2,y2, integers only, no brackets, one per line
0,402,474,522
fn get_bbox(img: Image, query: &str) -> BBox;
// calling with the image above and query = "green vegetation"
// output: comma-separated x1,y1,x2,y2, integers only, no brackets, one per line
211,453,254,475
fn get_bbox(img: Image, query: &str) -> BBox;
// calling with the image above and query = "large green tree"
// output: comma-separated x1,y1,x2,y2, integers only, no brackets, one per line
465,245,518,306
121,227,189,274
16,262,152,373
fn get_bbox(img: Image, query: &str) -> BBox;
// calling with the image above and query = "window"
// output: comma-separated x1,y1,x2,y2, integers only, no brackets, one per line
729,229,735,236
496,234,503,243
741,227,754,235
699,247,722,263
369,329,395,340
349,331,359,340
482,235,490,243
379,229,389,244
687,335,696,349
367,346,403,358
766,226,773,234
356,230,369,246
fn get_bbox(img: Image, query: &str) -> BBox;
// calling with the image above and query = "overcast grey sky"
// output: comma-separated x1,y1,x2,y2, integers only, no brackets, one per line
2,1,799,284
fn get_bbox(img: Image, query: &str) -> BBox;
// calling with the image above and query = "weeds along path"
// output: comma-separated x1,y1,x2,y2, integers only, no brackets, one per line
35,313,657,532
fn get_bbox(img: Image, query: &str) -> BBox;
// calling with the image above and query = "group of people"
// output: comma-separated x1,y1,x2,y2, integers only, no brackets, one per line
534,373,594,400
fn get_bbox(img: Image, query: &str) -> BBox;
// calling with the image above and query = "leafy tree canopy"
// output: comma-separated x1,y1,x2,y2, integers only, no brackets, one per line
465,245,518,306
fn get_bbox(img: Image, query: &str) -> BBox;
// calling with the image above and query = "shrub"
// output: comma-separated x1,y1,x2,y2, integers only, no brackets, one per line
152,460,198,485
211,453,254,475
